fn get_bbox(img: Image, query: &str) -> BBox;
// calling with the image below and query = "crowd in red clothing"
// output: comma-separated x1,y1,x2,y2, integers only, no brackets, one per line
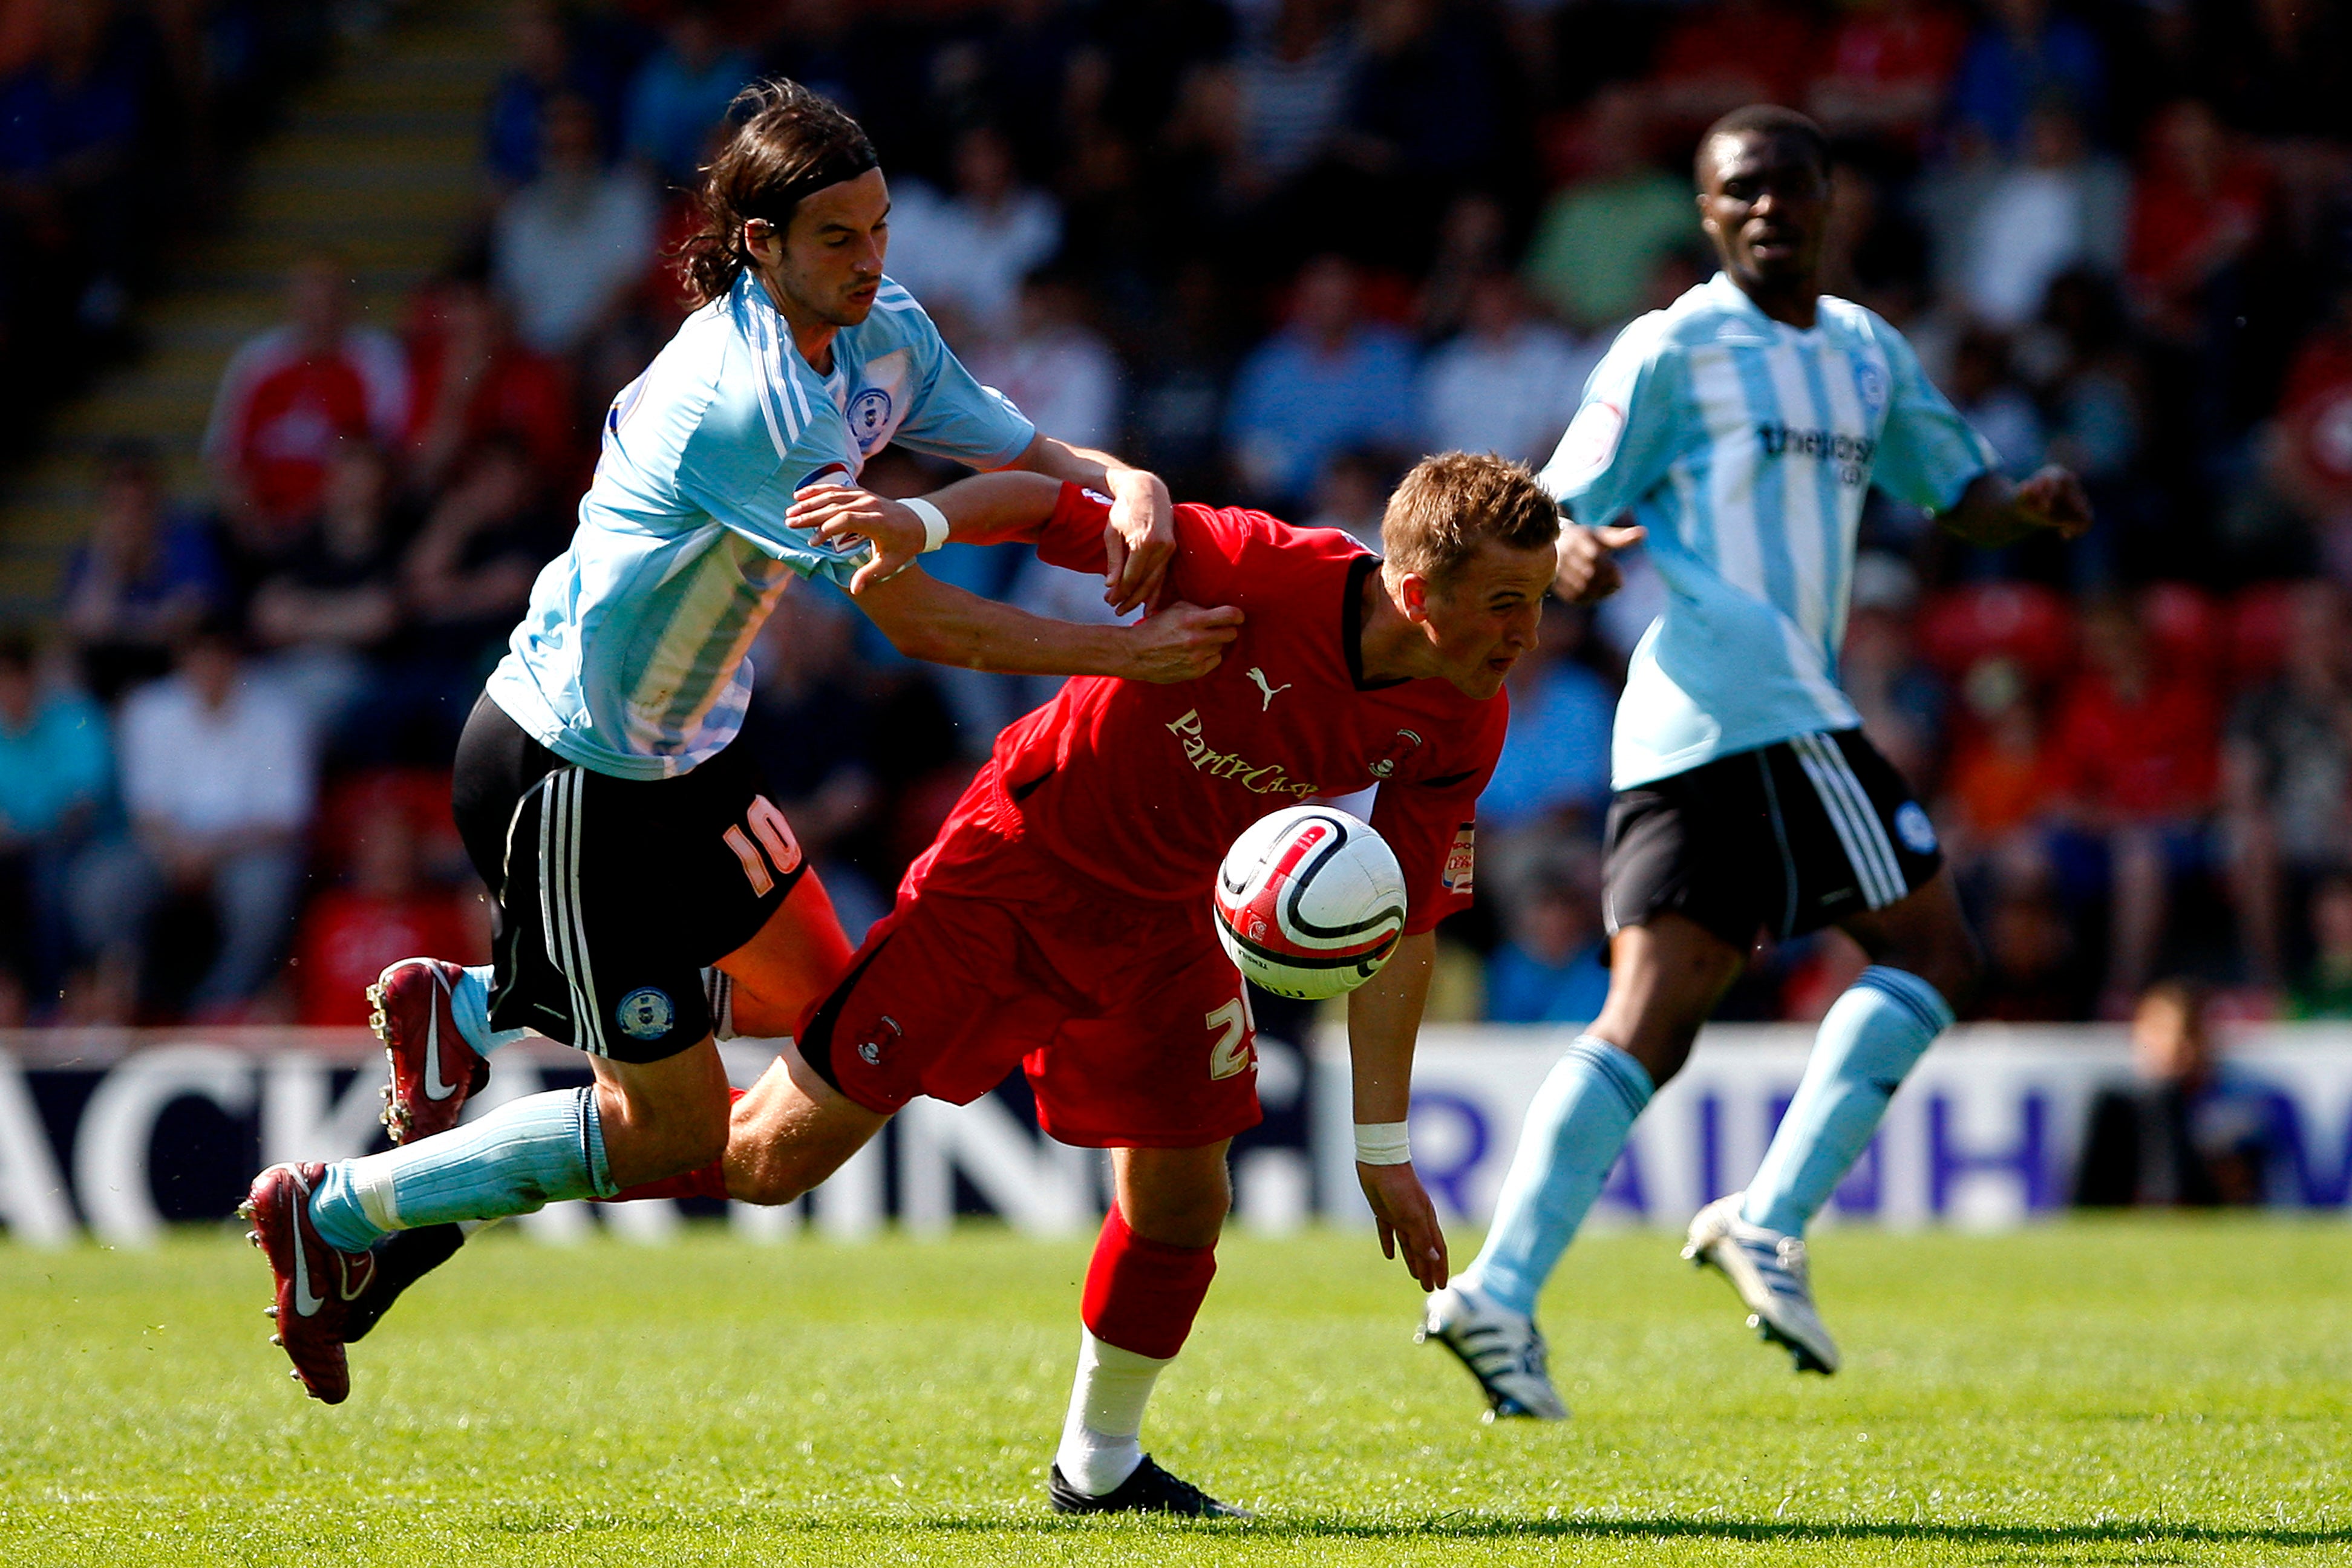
8,0,2352,1030
1852,576,2352,1023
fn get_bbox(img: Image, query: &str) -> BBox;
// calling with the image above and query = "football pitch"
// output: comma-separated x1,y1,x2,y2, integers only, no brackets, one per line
1,1218,2345,1566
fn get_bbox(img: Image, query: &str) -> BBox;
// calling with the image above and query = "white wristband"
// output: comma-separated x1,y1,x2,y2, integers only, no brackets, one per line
1354,1120,1411,1165
903,495,950,554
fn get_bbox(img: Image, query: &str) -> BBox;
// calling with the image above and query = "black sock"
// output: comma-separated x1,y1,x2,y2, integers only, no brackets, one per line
345,1223,468,1342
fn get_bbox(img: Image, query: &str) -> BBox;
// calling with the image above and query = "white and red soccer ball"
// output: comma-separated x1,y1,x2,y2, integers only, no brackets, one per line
1213,806,1407,1001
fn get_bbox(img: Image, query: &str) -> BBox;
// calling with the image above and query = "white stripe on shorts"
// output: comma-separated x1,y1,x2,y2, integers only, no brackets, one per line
1787,738,1900,907
1791,733,1906,909
561,770,606,1055
537,769,606,1057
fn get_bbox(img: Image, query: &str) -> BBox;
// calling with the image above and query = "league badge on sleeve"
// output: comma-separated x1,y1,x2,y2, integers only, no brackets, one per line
1855,361,1888,418
796,460,854,494
1441,823,1477,894
1555,400,1626,487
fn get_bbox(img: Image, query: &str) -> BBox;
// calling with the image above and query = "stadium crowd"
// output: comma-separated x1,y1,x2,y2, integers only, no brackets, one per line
5,0,2352,1042
0,0,342,452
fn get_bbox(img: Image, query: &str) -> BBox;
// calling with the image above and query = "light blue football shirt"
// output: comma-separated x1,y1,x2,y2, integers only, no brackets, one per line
488,272,1036,780
1541,273,1998,790
820,278,1036,472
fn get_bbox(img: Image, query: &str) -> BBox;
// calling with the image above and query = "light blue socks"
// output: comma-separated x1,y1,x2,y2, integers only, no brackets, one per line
1455,969,1952,1315
1460,1034,1654,1316
309,1086,615,1252
451,964,534,1053
1743,965,1953,1236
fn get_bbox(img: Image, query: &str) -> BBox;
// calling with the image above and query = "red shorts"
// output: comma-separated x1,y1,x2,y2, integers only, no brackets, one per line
803,762,1262,1148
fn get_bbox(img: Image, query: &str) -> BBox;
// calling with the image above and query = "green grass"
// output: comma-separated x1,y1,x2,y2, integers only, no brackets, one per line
1,1217,2348,1566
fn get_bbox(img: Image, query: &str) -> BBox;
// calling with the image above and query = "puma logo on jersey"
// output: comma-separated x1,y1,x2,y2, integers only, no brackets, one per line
1246,667,1292,711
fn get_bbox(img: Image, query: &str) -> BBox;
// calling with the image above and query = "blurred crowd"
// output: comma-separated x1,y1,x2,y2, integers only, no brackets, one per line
0,0,340,451
5,0,2352,1034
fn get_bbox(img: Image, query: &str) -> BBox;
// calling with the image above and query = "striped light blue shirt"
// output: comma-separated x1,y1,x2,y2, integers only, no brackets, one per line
820,278,1037,472
1542,273,1997,790
487,272,1036,780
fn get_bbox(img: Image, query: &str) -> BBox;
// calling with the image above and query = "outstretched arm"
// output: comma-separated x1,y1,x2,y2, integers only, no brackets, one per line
1936,465,2094,549
785,452,1169,604
788,471,1069,580
1005,433,1174,614
1346,929,1449,1292
851,560,1240,684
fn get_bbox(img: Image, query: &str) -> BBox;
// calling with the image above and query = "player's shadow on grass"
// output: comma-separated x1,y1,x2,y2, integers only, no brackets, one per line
908,1515,2350,1550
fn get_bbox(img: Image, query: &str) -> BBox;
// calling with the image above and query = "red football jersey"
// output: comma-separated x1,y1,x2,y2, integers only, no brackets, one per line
995,485,1508,933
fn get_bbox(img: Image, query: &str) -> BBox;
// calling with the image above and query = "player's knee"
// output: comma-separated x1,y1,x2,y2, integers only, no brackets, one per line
1122,1168,1230,1247
665,1093,732,1172
1627,1027,1699,1089
726,1111,874,1206
727,1160,809,1207
1194,1177,1233,1235
1927,929,1984,1013
1880,923,1982,1013
1131,1197,1225,1248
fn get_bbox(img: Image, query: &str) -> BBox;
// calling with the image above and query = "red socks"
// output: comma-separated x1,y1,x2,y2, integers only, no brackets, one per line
593,1087,742,1203
1080,1203,1218,1361
598,1162,728,1203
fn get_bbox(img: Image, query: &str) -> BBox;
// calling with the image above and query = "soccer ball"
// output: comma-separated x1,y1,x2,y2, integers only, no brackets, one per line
1213,806,1407,1001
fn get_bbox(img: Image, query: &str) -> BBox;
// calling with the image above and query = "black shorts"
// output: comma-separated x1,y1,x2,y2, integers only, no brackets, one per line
1602,728,1943,951
449,695,806,1063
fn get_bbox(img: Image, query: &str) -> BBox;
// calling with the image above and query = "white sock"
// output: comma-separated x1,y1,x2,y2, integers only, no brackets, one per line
1054,1329,1169,1495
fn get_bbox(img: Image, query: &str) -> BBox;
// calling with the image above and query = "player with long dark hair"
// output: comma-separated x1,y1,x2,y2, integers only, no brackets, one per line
240,80,1240,1406
289,450,1559,1512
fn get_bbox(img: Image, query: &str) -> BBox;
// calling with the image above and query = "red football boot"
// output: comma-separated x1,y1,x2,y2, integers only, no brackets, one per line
241,1161,377,1405
370,958,489,1146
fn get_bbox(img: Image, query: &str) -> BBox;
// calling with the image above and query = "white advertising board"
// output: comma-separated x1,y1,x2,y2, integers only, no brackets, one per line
1313,1025,2352,1229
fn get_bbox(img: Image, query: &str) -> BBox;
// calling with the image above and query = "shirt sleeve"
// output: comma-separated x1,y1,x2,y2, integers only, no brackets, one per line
881,293,1038,470
1540,321,1684,526
672,361,871,592
1033,484,1258,608
1373,702,1508,933
1034,480,1113,575
1868,317,1999,513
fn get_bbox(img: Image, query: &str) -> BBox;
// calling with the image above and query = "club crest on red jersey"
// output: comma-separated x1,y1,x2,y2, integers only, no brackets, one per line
1367,728,1423,780
856,1014,903,1066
